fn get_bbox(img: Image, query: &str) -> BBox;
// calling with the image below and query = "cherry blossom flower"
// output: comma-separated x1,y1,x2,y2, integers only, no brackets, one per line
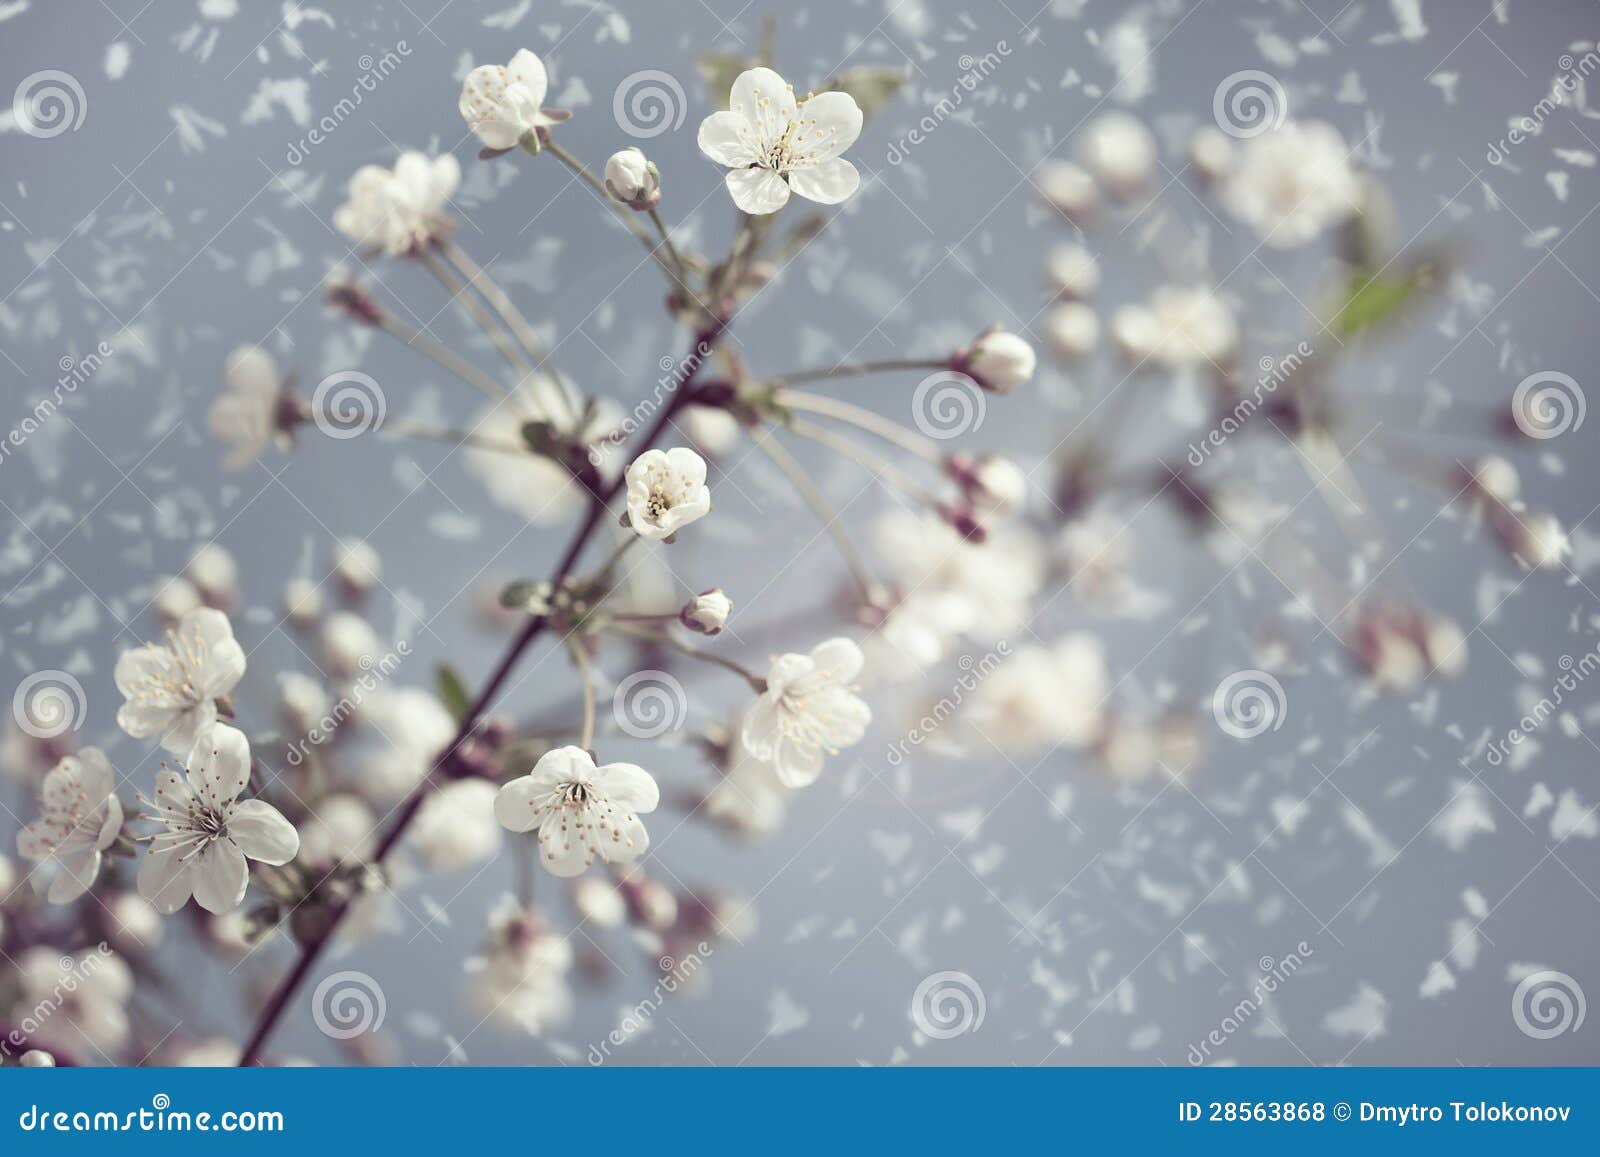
10,946,132,1058
409,778,503,872
208,345,300,470
115,607,246,756
1077,111,1156,198
16,747,124,903
624,447,712,540
494,746,660,877
465,384,624,526
604,147,660,210
953,327,1037,393
698,67,863,214
1111,286,1238,368
333,151,460,257
458,49,569,152
137,724,300,916
705,736,792,838
680,588,732,635
357,687,455,803
741,638,871,787
465,898,573,1035
1219,121,1360,248
961,634,1107,755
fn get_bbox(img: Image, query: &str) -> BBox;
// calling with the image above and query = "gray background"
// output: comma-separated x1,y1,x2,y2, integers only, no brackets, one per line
1,0,1598,1065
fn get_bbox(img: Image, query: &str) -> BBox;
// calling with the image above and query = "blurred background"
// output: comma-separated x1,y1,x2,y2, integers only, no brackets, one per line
1,0,1598,1065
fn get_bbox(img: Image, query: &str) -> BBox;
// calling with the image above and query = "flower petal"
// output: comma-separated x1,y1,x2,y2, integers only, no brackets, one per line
46,849,99,903
190,839,249,914
536,811,591,877
494,775,547,833
531,745,596,790
787,157,860,205
114,645,186,706
592,762,660,814
697,111,757,167
506,49,549,107
137,847,193,915
229,799,300,865
740,698,782,760
774,738,825,789
795,91,864,162
809,636,865,684
725,167,791,215
181,607,246,700
729,67,796,149
186,722,251,807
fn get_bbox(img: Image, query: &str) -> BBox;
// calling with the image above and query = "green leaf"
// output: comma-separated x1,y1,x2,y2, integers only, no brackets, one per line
435,662,472,724
1331,266,1434,338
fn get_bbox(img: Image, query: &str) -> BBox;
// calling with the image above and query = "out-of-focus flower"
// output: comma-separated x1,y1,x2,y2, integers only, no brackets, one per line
680,588,732,635
459,49,568,151
962,634,1107,754
209,346,301,470
152,575,202,627
186,544,238,608
1494,509,1570,570
1188,125,1235,183
681,404,740,457
466,898,573,1035
1220,121,1360,247
495,746,660,877
698,67,863,214
296,793,376,868
410,779,502,872
465,384,623,526
115,607,245,756
1078,111,1156,198
321,611,380,679
137,724,299,915
1038,159,1098,219
572,876,626,928
947,452,1028,517
604,147,661,210
742,638,871,787
357,688,454,803
1112,286,1238,368
104,891,164,954
11,947,132,1058
954,327,1036,394
333,152,460,257
625,447,712,540
1047,244,1100,299
333,538,382,597
19,1050,55,1067
705,735,791,838
284,576,324,626
1046,301,1100,358
875,508,1045,642
16,747,124,903
1352,607,1466,689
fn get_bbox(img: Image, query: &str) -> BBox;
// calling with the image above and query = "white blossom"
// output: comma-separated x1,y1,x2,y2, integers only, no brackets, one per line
624,447,712,540
137,723,300,916
957,327,1036,393
494,746,659,877
741,638,871,787
698,67,863,214
410,778,503,872
1220,121,1360,248
458,49,566,151
10,947,131,1058
333,151,460,257
1112,286,1238,368
466,898,573,1035
209,346,291,470
115,606,245,756
962,634,1107,755
604,146,660,209
357,687,455,803
186,544,238,608
16,747,124,903
1078,111,1156,197
680,588,732,635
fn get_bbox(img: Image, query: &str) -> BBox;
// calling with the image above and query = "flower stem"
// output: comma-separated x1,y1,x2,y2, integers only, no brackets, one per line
774,389,943,462
751,427,878,602
419,246,537,385
375,313,508,404
774,358,947,386
381,420,526,457
544,141,682,288
786,416,939,504
608,621,767,693
567,637,597,751
234,324,725,1067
